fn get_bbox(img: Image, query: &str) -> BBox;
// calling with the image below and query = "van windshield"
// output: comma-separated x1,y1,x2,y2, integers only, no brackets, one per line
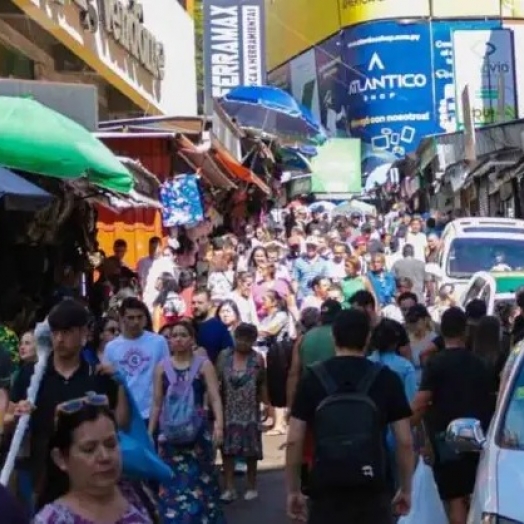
447,237,524,278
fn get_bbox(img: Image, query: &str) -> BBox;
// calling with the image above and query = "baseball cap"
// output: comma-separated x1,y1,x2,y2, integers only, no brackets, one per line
320,299,342,324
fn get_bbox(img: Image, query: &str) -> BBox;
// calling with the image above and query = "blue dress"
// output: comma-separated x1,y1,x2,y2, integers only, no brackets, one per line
158,366,226,524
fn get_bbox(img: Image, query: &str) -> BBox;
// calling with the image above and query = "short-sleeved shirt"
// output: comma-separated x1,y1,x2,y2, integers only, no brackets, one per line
11,355,119,491
419,347,495,436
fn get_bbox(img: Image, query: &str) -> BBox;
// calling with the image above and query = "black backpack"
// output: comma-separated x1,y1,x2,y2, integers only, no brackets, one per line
309,362,387,494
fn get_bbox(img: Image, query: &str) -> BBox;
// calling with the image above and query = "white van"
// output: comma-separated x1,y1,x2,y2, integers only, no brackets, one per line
436,217,524,297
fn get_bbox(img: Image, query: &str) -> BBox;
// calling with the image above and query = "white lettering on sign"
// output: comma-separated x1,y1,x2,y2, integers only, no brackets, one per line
241,5,262,86
209,5,240,97
98,0,165,79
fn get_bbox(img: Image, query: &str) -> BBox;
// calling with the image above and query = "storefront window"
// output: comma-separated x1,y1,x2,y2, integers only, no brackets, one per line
0,44,34,80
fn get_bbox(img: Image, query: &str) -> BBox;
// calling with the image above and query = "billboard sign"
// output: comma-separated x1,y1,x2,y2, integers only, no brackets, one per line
453,29,517,127
267,63,291,93
315,34,348,137
339,0,430,27
289,49,320,123
431,20,501,133
203,0,266,114
343,21,435,177
431,0,500,17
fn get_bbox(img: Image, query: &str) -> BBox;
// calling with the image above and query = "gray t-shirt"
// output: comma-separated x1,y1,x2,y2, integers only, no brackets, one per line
392,257,428,302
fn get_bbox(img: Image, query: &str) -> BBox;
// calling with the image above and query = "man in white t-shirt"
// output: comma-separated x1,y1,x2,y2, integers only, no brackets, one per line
137,237,163,291
405,217,427,262
104,297,169,425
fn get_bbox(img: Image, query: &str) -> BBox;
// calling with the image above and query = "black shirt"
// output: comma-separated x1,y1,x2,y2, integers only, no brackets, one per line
0,344,13,390
419,347,495,435
292,355,412,430
11,355,119,485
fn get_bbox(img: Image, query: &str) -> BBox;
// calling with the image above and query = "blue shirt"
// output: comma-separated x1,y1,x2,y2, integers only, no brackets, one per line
292,255,329,301
368,351,417,402
104,331,169,419
196,317,233,364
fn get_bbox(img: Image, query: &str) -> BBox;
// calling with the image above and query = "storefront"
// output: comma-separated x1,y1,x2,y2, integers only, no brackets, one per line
0,0,197,117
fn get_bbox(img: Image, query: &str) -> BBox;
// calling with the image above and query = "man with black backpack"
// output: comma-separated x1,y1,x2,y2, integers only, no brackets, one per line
285,308,414,524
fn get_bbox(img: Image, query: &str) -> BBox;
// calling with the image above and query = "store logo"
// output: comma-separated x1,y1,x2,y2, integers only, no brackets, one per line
349,52,427,102
470,40,511,75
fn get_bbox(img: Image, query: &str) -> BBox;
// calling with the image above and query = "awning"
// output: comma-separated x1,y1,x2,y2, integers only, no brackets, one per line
0,166,53,211
211,138,271,195
176,135,238,191
117,156,161,206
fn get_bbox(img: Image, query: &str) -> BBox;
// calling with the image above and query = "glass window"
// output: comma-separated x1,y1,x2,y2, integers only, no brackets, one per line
499,353,524,449
446,237,524,278
0,44,34,79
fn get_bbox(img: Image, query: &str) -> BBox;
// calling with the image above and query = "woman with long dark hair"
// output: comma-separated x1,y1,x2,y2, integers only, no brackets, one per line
34,401,156,523
152,272,185,331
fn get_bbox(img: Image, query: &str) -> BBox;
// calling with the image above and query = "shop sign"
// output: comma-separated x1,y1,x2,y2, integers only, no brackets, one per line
64,0,165,79
100,0,165,79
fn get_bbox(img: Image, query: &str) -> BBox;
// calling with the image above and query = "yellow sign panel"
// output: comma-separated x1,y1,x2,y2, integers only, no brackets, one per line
265,0,339,71
432,0,500,16
502,0,524,16
339,0,430,27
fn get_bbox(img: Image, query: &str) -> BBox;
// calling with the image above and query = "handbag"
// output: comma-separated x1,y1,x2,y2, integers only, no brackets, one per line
114,373,173,483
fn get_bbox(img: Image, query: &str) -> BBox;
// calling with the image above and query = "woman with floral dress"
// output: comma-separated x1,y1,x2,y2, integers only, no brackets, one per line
148,321,225,524
217,323,268,502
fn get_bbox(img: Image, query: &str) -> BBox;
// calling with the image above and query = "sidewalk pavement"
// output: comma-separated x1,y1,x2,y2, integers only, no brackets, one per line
224,432,287,523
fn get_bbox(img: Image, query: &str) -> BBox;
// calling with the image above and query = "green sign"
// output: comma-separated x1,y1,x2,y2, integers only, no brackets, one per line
310,138,362,195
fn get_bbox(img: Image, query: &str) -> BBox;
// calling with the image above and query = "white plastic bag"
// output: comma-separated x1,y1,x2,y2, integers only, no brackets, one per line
398,457,448,524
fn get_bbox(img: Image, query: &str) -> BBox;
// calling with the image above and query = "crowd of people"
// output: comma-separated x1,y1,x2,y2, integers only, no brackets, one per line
0,202,516,524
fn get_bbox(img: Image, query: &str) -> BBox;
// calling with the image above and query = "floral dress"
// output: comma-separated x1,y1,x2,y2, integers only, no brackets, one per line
158,366,225,524
218,349,264,460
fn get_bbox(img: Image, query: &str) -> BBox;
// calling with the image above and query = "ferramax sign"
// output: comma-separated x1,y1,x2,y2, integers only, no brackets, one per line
203,0,266,114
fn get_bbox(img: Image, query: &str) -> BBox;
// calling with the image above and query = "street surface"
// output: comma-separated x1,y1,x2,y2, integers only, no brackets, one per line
224,433,287,524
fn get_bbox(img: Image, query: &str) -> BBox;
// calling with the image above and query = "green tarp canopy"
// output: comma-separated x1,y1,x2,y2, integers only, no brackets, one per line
0,96,133,193
310,138,362,196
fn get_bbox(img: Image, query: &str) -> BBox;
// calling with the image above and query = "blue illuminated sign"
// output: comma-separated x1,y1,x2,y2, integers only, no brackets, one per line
342,21,436,176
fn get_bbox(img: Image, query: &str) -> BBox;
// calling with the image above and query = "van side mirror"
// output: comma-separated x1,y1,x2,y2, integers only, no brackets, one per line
446,418,486,452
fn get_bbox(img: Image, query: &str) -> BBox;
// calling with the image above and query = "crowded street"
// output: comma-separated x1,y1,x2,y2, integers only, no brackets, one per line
1,1,524,524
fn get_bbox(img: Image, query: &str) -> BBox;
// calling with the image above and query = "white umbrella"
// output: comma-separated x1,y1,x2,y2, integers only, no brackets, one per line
309,201,336,213
332,199,376,217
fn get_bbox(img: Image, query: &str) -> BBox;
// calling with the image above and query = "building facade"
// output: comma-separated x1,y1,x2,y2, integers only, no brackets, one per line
265,0,524,181
0,0,197,117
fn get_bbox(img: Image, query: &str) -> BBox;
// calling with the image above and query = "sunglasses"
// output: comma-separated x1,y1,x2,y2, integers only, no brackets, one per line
55,392,109,422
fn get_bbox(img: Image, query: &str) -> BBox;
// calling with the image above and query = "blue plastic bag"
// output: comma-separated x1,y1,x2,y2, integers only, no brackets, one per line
114,372,173,483
398,457,448,524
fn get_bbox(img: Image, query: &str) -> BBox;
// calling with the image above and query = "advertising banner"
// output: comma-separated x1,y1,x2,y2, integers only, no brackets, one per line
342,21,435,178
504,22,524,120
315,34,348,137
267,63,292,93
453,29,517,127
501,0,524,16
290,49,321,123
431,20,501,133
311,138,362,195
431,0,500,17
202,0,266,114
339,0,430,27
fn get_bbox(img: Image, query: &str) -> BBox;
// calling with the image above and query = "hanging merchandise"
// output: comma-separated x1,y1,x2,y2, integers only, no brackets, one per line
160,174,204,227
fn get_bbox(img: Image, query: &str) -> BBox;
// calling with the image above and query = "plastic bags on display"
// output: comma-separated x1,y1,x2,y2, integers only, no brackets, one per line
398,457,448,524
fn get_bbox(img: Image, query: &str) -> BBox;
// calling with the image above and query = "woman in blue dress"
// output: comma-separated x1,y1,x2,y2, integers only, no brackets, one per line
148,321,226,524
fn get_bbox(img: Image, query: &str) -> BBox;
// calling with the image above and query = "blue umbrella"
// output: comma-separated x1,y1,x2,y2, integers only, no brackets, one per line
219,86,327,145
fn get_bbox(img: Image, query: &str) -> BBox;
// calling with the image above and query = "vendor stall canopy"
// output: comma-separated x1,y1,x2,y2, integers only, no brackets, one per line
0,96,133,193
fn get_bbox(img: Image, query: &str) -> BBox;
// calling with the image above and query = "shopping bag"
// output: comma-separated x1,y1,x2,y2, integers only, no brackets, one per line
114,372,173,483
398,457,448,524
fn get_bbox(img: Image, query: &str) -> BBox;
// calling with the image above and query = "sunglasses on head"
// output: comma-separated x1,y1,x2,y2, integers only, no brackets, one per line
55,392,109,422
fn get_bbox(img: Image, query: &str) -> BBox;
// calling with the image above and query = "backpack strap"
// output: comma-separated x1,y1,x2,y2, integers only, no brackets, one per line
187,355,206,382
162,358,178,385
356,363,383,395
310,362,338,395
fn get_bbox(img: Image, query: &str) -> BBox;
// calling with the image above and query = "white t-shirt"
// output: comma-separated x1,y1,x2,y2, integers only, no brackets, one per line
405,232,427,262
104,331,169,419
